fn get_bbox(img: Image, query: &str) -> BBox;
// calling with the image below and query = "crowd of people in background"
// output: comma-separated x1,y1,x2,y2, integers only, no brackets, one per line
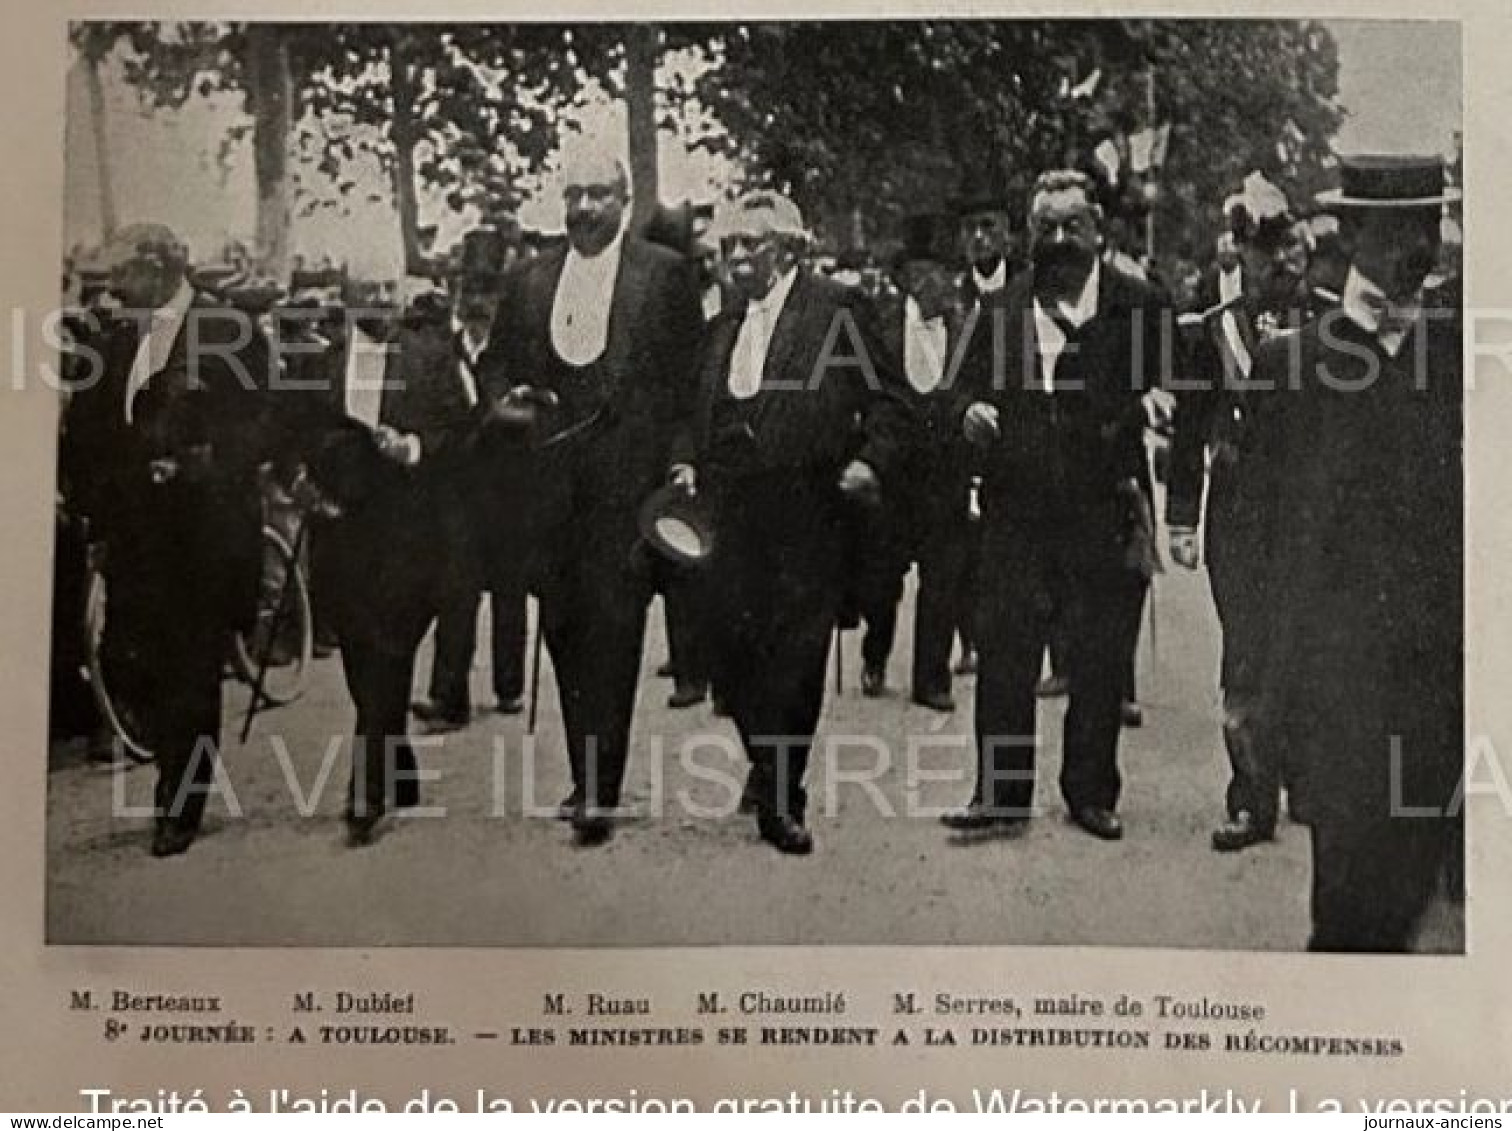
51,140,1464,952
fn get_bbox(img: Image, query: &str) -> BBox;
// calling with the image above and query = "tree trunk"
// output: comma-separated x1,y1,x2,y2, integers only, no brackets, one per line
245,25,293,278
389,32,431,277
83,55,117,241
625,24,659,231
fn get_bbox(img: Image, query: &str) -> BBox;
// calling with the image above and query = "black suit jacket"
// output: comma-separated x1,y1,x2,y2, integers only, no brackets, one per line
479,236,704,511
956,264,1170,529
291,313,484,512
1165,267,1326,529
60,292,277,628
875,298,975,525
1241,288,1462,827
694,270,916,491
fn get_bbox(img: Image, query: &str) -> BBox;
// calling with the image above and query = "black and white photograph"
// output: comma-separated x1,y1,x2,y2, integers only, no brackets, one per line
44,17,1465,953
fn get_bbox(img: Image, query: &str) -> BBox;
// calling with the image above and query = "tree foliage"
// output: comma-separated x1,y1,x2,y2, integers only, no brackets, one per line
678,20,1343,256
72,19,1344,270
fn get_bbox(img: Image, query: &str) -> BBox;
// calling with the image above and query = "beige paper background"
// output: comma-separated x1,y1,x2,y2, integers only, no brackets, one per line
1,0,1507,1112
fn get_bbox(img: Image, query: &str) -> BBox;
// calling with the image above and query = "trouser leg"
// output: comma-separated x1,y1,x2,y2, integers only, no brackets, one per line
913,516,969,698
971,529,1047,816
1308,817,1450,952
428,588,480,715
1059,555,1135,813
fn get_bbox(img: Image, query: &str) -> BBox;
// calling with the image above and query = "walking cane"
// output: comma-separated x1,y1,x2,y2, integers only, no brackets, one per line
1146,576,1159,674
239,512,310,745
527,613,544,735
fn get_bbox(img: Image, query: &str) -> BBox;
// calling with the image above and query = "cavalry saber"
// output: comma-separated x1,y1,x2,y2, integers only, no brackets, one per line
239,510,310,745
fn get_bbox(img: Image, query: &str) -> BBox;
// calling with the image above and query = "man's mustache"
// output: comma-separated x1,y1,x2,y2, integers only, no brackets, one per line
1033,244,1093,272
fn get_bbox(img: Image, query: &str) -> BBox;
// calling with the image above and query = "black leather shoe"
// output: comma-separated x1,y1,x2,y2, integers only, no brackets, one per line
413,700,469,731
940,803,1027,833
494,696,525,716
1120,701,1144,728
758,812,814,855
861,667,886,698
667,683,708,710
1071,807,1124,841
150,823,196,858
345,811,386,849
1035,675,1069,699
1211,812,1274,852
911,690,957,713
571,808,615,848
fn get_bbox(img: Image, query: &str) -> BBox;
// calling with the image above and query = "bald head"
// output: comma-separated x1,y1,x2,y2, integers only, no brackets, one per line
563,152,628,197
562,152,629,256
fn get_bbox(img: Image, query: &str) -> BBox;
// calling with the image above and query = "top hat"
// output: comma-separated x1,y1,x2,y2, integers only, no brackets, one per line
642,201,699,258
953,160,1016,218
637,483,716,568
1315,154,1460,209
456,226,512,283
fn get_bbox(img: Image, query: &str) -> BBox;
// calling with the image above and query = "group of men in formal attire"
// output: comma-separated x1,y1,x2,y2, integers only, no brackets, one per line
57,143,1463,951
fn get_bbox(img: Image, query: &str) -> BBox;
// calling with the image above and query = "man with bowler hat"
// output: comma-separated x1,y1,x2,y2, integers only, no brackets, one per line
942,169,1173,843
1242,154,1463,951
414,225,529,730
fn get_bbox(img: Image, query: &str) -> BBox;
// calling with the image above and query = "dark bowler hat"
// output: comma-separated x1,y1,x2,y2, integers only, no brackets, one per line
638,483,716,568
1316,154,1461,209
953,162,1016,219
892,212,953,271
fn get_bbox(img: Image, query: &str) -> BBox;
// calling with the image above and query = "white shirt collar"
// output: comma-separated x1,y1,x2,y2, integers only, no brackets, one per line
452,313,490,353
565,225,625,271
551,224,625,367
973,259,1007,295
155,278,196,325
1030,261,1101,394
727,268,799,400
123,280,196,424
904,294,942,328
1218,265,1244,307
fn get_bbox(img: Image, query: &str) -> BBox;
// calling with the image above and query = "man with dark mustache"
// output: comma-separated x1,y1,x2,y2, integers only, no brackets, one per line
943,169,1172,843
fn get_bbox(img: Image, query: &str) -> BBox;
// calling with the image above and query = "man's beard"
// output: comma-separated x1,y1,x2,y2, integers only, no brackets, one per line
566,214,617,253
1032,244,1094,299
